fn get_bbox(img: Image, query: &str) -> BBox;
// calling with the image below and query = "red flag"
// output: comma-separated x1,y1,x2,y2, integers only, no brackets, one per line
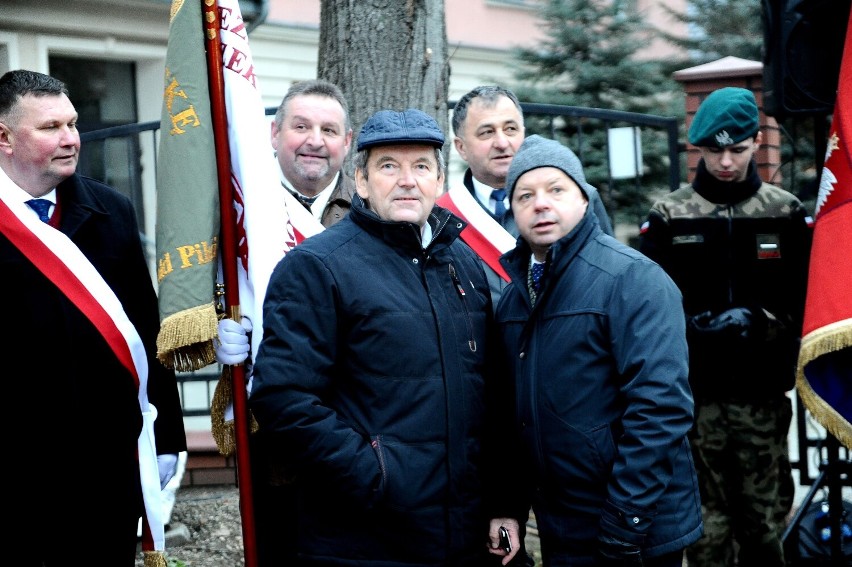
796,12,852,450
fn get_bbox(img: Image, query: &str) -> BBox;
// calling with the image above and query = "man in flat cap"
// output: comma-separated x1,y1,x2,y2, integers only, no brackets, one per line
640,87,813,566
494,135,702,566
250,108,518,566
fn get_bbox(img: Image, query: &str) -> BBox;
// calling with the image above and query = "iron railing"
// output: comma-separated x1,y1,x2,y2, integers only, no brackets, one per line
78,103,683,415
77,102,850,496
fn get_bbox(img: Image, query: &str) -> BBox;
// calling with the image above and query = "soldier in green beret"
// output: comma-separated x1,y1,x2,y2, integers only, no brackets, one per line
639,87,813,566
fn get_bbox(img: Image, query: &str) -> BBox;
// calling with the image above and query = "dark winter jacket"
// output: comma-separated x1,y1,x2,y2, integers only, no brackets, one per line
640,160,812,401
250,194,499,566
3,173,186,549
495,207,702,561
458,167,615,309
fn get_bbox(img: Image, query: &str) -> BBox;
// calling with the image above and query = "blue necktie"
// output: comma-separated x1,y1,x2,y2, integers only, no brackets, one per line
27,198,52,223
531,262,546,293
490,188,506,219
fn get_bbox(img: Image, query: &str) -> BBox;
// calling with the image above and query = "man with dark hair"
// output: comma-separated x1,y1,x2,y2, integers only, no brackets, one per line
640,87,812,566
0,69,185,565
441,85,613,309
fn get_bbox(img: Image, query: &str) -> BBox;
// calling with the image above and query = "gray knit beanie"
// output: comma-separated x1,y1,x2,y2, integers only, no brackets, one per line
505,135,592,201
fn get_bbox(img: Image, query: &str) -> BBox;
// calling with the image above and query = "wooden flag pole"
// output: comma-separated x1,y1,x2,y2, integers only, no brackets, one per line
202,1,258,565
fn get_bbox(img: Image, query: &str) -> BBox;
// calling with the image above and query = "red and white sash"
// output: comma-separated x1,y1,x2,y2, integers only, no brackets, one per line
437,185,516,282
0,168,165,551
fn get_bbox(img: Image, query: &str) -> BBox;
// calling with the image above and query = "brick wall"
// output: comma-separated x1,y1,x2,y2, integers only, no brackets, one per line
182,430,237,486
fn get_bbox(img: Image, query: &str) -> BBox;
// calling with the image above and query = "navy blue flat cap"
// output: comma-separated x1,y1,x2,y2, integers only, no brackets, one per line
356,108,445,151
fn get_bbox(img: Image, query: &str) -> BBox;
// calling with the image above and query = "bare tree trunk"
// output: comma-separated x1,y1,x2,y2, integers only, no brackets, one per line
318,0,450,154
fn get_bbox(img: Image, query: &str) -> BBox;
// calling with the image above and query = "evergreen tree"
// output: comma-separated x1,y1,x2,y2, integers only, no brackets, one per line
509,0,681,227
655,0,763,72
655,0,822,210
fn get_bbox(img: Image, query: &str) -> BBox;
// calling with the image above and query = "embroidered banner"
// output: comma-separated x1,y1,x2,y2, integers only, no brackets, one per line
796,9,852,450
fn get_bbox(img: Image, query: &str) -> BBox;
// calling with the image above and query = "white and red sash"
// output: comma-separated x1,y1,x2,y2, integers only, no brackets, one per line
0,168,165,551
437,185,516,282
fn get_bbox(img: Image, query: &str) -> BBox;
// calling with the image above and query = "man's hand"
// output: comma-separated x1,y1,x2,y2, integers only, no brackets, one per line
157,453,179,489
488,517,521,565
215,317,252,365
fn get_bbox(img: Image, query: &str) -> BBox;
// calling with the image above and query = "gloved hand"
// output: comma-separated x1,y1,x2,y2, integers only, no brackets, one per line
687,307,753,341
686,310,714,336
597,532,643,566
157,453,179,489
215,317,252,365
707,307,753,340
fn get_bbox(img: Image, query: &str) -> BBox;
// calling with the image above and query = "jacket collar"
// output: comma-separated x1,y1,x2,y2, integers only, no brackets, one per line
349,193,466,254
56,173,110,236
328,173,357,205
692,159,762,205
500,205,599,295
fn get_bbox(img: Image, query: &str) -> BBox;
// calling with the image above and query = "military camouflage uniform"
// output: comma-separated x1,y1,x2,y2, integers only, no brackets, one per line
640,159,812,567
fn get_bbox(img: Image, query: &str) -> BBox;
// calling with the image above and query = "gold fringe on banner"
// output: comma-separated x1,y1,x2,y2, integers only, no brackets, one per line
211,365,259,456
143,550,168,567
156,302,219,372
796,319,852,450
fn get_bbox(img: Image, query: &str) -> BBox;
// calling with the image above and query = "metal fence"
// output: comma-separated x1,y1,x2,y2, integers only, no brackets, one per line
77,100,682,418
79,104,682,253
77,103,850,495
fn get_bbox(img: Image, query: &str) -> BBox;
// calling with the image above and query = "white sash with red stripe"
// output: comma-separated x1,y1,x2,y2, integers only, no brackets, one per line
437,185,516,282
0,167,165,551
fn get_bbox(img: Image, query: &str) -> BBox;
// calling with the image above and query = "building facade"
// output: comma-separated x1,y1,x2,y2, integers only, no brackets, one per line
0,0,686,247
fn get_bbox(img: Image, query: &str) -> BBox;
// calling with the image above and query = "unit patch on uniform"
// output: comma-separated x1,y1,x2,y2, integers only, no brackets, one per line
673,234,704,245
756,234,782,259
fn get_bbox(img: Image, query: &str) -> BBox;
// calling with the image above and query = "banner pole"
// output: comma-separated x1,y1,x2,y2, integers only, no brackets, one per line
202,1,258,565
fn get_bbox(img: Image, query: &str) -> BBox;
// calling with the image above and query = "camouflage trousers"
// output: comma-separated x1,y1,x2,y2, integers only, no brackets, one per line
686,396,794,567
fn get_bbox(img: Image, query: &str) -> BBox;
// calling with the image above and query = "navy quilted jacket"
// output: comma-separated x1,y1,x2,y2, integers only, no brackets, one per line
251,195,500,566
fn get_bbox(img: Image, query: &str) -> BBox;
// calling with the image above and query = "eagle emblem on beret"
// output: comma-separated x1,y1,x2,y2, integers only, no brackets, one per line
714,130,734,146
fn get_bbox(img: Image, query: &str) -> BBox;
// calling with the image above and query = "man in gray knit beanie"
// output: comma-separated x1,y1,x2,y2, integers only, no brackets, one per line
505,134,596,206
495,135,701,566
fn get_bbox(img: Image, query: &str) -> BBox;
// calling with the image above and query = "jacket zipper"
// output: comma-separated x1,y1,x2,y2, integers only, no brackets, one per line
448,263,477,352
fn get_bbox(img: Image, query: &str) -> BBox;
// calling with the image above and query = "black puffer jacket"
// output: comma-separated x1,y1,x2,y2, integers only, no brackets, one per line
250,195,498,566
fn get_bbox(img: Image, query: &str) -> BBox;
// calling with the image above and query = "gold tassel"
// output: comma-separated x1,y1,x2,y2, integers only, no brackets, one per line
796,321,852,450
156,302,220,372
143,550,168,567
211,365,259,456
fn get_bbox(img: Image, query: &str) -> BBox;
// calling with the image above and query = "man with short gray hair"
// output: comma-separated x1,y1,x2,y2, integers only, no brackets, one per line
250,108,513,565
271,78,355,226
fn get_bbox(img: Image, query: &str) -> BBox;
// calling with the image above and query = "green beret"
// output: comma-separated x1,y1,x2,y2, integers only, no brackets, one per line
688,87,759,148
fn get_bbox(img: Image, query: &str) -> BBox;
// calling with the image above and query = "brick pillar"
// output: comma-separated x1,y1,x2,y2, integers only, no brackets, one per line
673,56,782,185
